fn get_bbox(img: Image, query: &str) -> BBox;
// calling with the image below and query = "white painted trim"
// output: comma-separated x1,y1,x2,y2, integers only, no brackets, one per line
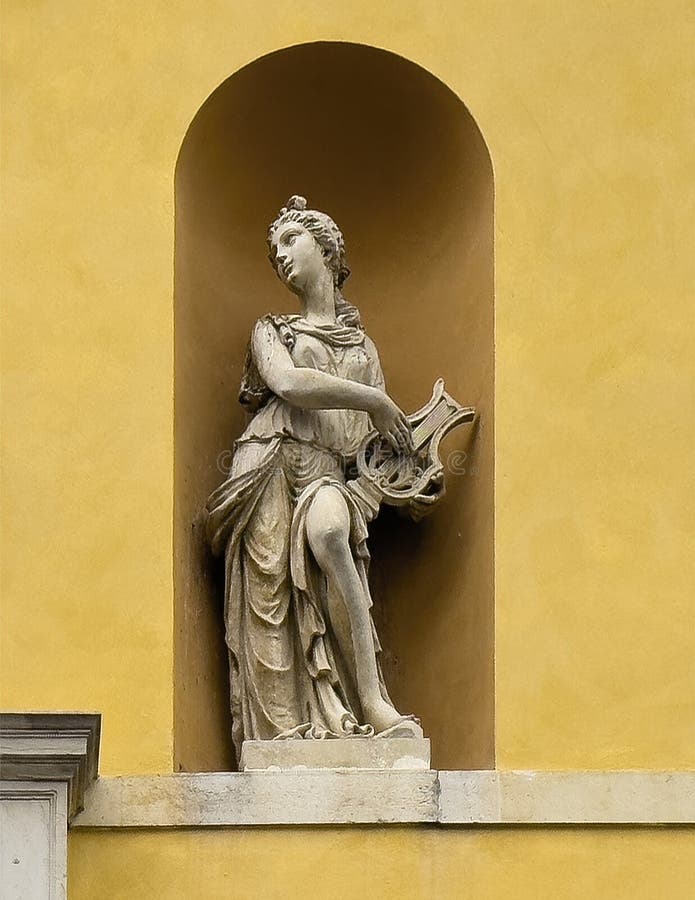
0,780,68,900
73,770,695,828
0,713,101,900
0,712,101,820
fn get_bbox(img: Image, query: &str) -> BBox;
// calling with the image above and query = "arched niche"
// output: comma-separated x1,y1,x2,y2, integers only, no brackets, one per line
174,42,494,772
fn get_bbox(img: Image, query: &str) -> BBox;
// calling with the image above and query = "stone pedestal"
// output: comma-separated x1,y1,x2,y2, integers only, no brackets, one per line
239,737,431,772
0,713,101,900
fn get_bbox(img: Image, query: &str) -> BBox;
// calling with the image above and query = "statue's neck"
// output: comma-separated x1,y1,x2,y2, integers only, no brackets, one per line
300,269,337,325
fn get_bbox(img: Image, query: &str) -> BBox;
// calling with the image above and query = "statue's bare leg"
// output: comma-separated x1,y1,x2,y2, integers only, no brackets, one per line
306,485,403,732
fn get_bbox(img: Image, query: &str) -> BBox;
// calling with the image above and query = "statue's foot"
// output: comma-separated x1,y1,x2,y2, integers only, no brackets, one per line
363,699,423,739
375,718,424,740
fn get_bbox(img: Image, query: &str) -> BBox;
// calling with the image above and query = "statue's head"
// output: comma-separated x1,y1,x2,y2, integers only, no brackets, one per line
267,195,350,292
267,196,360,328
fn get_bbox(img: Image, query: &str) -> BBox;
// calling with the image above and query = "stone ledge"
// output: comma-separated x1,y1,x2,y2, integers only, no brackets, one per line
438,770,695,825
72,770,695,828
74,770,439,827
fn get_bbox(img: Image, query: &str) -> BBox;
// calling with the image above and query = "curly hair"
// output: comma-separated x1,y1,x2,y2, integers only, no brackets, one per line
267,195,361,329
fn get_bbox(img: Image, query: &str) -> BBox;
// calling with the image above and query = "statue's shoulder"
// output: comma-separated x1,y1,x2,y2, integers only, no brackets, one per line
253,313,300,350
362,332,381,358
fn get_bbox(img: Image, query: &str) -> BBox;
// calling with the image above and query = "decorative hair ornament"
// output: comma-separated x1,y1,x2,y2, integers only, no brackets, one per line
285,195,307,212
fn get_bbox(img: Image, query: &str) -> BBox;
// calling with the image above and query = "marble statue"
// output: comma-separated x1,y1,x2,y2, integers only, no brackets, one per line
206,196,474,757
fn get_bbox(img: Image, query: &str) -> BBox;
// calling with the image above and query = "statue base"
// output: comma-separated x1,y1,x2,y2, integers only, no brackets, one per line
239,737,431,772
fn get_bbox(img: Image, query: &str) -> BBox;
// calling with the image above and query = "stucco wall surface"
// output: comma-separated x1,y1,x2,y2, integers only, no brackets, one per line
1,0,693,777
67,827,695,899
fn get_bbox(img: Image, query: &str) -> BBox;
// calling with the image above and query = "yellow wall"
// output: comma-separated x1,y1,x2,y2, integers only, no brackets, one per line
1,0,693,775
68,827,695,899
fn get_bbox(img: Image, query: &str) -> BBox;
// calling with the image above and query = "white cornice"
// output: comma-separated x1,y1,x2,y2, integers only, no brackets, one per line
0,713,101,821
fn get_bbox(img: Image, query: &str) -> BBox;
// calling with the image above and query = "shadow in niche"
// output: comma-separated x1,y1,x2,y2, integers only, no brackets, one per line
174,41,494,773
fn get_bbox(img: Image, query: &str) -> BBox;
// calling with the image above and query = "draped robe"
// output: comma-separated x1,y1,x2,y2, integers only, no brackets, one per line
206,315,395,755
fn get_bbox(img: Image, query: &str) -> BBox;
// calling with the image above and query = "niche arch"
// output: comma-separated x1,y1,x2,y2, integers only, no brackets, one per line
174,42,494,772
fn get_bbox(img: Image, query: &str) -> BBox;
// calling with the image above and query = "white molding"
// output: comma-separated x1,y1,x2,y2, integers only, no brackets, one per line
0,781,68,900
0,712,101,820
0,713,101,900
72,769,695,828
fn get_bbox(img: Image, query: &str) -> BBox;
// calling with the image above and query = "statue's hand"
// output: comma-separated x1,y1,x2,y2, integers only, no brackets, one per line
399,471,445,521
370,394,414,454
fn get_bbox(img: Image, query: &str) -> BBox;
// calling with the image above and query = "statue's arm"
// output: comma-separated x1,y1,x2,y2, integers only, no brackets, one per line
363,335,386,391
252,319,383,412
252,320,412,451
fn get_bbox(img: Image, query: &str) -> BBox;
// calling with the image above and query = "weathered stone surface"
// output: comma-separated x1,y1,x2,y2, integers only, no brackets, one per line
438,770,695,824
239,737,431,771
74,771,439,827
73,770,695,828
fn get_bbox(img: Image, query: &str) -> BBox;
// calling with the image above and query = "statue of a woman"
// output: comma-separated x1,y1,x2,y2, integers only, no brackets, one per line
206,195,424,756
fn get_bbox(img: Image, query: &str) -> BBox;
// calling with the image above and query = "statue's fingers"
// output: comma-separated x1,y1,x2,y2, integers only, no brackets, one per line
396,418,413,452
406,421,414,448
386,427,401,451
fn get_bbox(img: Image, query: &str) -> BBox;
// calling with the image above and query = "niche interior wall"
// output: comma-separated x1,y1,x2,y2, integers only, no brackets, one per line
174,42,494,772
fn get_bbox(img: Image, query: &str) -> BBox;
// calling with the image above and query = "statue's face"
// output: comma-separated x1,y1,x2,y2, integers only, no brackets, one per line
270,221,327,295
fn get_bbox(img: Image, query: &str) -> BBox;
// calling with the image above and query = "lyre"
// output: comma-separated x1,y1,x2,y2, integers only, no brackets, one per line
348,379,476,519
